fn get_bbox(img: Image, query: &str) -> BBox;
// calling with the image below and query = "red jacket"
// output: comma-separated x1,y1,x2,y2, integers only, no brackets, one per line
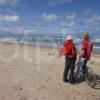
61,40,76,57
82,40,93,60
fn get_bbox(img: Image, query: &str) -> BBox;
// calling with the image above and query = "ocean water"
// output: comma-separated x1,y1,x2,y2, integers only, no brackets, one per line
0,33,100,52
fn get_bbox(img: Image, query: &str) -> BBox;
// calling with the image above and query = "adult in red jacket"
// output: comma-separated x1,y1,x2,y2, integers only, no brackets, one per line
75,32,93,80
61,35,77,83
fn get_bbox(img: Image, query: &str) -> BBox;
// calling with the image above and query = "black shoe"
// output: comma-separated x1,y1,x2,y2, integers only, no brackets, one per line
69,80,79,85
82,71,86,74
80,70,86,75
70,81,78,85
63,79,69,83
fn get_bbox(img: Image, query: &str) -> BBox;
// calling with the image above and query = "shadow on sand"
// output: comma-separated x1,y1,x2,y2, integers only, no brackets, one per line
94,74,100,89
78,74,100,89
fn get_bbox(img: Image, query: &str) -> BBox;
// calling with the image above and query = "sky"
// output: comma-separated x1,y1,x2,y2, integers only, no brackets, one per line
0,0,100,35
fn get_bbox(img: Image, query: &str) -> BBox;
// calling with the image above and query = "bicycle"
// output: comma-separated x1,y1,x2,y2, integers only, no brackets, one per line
75,59,96,88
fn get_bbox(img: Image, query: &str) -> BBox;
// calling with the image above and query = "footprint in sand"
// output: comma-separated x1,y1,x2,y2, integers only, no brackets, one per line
13,86,23,91
90,61,94,64
20,96,27,100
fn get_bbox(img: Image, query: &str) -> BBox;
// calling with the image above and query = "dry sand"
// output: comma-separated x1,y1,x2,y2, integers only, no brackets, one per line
0,42,100,100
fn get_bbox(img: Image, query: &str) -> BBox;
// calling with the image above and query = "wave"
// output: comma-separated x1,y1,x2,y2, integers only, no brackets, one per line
0,37,100,52
0,37,18,43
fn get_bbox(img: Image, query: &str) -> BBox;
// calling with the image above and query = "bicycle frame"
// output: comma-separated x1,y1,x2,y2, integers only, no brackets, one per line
75,58,96,88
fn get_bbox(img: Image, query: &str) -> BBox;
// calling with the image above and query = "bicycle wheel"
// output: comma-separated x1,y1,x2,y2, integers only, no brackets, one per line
85,67,96,88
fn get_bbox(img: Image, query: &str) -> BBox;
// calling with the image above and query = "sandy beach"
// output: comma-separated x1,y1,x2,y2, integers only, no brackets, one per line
0,42,100,100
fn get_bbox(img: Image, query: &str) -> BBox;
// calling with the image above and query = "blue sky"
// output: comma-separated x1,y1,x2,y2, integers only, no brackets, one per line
0,0,100,35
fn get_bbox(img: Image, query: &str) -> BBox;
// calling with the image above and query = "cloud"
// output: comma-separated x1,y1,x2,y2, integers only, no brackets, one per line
85,8,92,15
66,12,76,20
0,14,20,22
48,0,74,7
68,20,75,27
84,8,96,16
0,0,21,5
41,12,58,21
60,12,76,27
85,15,100,25
60,20,75,27
0,24,59,35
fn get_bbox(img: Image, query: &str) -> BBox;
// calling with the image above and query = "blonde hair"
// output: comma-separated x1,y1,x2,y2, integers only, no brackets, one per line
82,32,89,41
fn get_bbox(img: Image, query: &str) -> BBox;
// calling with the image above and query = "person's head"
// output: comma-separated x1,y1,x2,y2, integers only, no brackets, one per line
66,35,73,41
82,32,89,41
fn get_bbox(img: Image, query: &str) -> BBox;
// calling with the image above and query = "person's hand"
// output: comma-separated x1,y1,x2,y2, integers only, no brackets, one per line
75,60,78,66
58,52,62,57
75,53,80,65
58,48,62,57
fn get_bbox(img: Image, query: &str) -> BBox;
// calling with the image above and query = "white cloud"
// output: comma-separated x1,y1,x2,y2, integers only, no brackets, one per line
0,24,60,35
85,8,92,15
85,8,96,16
41,12,58,21
60,12,76,27
66,13,76,20
85,15,100,25
69,20,75,27
0,0,20,5
60,20,75,27
48,0,73,7
0,14,20,22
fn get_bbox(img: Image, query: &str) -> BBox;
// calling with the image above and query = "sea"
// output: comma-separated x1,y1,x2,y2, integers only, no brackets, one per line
0,33,100,52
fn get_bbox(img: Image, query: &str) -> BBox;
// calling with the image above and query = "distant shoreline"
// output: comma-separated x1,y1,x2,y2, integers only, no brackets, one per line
0,41,59,49
0,41,100,53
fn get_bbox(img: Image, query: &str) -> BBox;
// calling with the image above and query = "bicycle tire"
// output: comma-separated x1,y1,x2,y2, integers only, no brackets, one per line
85,67,96,88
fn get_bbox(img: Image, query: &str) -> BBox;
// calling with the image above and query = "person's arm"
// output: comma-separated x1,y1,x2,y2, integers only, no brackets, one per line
75,41,86,65
60,42,71,56
80,50,85,57
59,40,66,56
63,40,67,46
75,51,81,65
59,48,63,56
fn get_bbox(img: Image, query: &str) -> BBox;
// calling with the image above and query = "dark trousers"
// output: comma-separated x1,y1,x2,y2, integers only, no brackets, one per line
82,60,87,70
63,56,76,83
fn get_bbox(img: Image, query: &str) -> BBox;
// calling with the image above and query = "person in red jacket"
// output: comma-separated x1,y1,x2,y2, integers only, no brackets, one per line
61,35,77,83
75,32,93,80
